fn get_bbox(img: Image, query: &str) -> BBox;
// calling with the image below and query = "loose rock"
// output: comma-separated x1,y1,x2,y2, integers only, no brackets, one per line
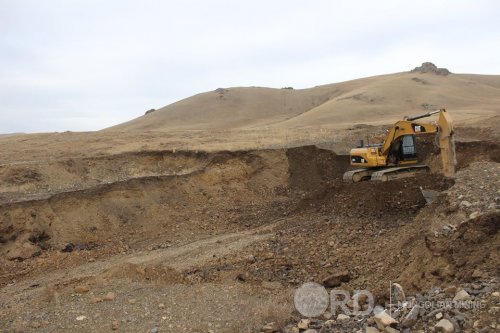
391,283,406,303
337,314,350,321
103,291,116,301
401,305,419,328
435,319,454,333
297,319,310,329
374,310,398,330
453,290,471,302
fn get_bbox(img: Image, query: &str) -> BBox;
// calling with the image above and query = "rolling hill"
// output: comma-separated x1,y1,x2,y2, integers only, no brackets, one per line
107,63,500,132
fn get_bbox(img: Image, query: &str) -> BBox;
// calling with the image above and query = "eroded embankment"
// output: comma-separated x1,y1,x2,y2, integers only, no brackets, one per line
1,142,498,290
0,149,292,260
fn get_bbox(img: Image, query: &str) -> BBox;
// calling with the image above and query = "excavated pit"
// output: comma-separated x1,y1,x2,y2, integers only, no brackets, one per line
0,141,499,332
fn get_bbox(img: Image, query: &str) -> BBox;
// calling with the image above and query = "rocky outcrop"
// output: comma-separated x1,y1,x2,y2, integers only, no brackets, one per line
411,62,451,75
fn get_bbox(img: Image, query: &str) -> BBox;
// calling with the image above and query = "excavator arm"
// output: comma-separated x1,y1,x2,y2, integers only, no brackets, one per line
380,112,440,157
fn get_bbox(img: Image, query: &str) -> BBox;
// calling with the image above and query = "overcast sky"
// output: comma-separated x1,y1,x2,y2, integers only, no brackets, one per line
1,0,499,133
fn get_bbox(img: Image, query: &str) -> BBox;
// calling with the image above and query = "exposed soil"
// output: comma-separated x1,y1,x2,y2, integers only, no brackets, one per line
0,138,498,332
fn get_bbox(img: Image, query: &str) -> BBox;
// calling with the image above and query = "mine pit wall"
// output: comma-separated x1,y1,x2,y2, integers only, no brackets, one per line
0,150,212,203
0,149,294,257
0,145,352,256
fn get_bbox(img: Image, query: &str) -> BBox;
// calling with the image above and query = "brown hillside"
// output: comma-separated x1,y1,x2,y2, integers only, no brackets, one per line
107,71,500,131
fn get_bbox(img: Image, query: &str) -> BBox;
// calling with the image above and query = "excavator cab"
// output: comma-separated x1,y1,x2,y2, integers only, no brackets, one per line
388,135,418,165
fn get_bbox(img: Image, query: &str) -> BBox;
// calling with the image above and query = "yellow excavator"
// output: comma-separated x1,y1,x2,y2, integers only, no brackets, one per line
343,109,456,182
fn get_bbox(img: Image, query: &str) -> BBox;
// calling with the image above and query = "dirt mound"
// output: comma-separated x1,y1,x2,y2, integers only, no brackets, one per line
286,145,349,192
400,211,499,291
398,161,500,290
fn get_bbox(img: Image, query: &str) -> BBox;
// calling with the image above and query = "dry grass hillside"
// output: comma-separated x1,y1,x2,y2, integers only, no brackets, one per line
108,67,500,132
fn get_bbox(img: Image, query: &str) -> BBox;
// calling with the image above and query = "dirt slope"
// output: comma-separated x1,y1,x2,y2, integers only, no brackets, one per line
107,70,500,132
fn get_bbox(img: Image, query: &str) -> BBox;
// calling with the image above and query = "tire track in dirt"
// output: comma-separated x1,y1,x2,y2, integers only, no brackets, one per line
0,220,284,301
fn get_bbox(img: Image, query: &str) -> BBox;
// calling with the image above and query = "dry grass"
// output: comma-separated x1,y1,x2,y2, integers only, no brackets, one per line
231,290,295,333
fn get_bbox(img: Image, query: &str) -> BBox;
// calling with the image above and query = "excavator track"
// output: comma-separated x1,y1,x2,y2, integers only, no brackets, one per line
370,165,430,181
343,168,373,183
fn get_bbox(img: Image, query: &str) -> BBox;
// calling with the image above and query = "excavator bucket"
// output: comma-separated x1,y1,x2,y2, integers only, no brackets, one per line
438,110,456,178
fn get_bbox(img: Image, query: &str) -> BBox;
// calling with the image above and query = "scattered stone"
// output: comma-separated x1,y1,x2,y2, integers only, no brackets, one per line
444,286,457,295
322,311,332,320
374,310,398,330
492,291,500,298
435,319,454,333
460,200,472,208
436,312,443,320
304,330,318,333
247,255,256,263
150,328,159,333
488,307,500,315
283,325,300,333
111,320,119,330
391,283,406,303
469,211,480,219
103,291,116,301
74,285,90,294
61,242,74,253
90,295,102,304
297,319,310,329
128,298,137,304
322,270,350,287
324,320,335,327
337,314,350,321
158,303,165,309
453,290,471,302
76,315,87,321
366,327,381,333
401,305,420,328
471,269,486,278
262,322,278,333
